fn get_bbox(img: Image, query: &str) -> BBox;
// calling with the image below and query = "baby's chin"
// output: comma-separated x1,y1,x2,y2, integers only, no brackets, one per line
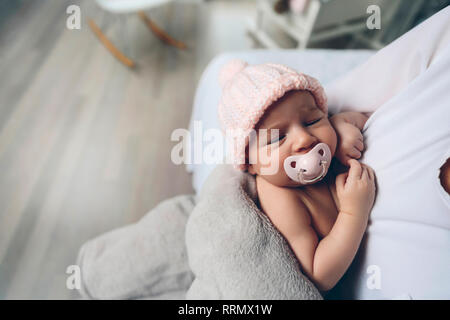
279,170,331,188
284,180,313,188
258,173,305,188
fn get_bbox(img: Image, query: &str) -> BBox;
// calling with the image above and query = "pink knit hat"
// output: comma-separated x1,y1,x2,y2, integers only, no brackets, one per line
218,59,328,170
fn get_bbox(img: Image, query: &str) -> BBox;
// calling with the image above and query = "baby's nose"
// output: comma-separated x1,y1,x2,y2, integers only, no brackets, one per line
293,138,317,154
290,127,317,151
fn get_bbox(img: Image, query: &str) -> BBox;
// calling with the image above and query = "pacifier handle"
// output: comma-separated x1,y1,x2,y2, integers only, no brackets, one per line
297,160,328,183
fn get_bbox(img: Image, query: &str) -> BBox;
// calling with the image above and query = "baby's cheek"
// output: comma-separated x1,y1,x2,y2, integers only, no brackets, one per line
261,149,283,176
248,145,275,175
326,127,338,156
259,150,288,182
272,153,293,183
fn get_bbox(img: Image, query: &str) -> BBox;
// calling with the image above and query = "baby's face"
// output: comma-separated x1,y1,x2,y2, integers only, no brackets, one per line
247,90,337,187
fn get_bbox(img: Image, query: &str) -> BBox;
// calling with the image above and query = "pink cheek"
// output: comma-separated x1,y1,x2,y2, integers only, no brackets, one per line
331,131,338,154
321,127,338,154
276,153,289,177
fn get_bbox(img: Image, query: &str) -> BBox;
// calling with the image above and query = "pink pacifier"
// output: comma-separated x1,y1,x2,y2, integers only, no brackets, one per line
283,143,332,184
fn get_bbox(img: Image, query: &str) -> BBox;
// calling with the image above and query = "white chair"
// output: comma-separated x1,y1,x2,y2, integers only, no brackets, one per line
89,0,200,67
248,0,404,49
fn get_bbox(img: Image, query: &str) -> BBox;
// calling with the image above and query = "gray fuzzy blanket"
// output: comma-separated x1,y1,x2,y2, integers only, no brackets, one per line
77,164,322,300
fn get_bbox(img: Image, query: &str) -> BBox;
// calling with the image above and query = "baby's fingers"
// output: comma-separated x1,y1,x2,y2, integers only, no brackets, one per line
361,165,369,180
347,147,362,160
354,138,364,152
348,159,362,180
367,166,375,181
336,172,348,190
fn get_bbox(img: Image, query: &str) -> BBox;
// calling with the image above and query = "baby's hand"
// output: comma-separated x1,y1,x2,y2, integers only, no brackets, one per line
335,159,376,218
330,112,368,166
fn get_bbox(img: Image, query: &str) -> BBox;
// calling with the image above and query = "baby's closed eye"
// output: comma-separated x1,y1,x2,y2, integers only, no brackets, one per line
304,117,323,127
269,134,286,144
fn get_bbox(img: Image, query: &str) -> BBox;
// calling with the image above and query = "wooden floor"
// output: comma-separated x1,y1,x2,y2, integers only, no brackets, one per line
0,0,255,299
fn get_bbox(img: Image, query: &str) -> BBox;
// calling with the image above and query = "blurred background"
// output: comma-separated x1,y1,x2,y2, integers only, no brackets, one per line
0,0,448,299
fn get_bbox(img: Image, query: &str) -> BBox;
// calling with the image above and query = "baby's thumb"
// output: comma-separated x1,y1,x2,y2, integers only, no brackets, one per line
336,172,347,190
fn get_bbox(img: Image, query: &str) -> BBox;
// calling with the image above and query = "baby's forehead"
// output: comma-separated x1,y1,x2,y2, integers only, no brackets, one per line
257,93,319,127
275,90,317,111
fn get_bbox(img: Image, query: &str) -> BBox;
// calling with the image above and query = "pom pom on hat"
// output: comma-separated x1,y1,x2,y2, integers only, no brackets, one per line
218,59,248,88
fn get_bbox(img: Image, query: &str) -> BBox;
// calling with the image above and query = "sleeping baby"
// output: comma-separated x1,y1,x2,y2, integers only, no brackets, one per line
218,60,376,292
